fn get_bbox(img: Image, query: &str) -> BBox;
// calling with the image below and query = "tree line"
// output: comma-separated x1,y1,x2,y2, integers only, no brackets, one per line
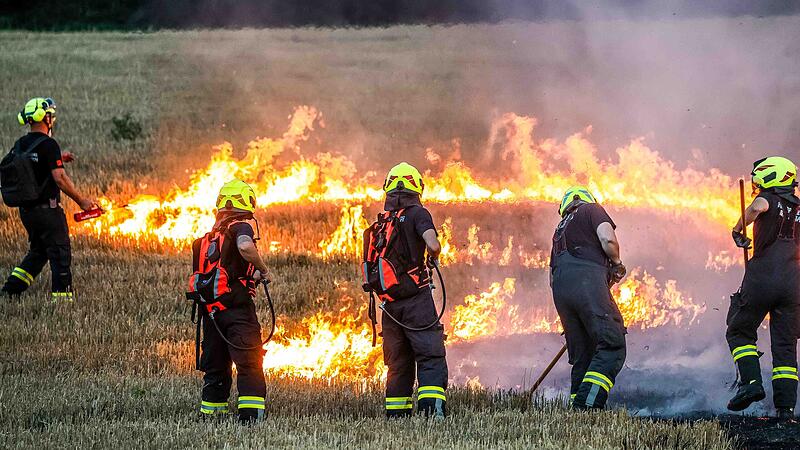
2,0,799,30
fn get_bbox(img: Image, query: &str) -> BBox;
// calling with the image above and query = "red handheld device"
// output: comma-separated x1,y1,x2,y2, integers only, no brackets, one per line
74,207,104,222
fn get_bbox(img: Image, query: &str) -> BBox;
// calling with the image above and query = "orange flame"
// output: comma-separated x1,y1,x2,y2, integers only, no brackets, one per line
449,272,703,343
318,204,369,259
85,107,741,243
263,294,386,380
79,106,732,382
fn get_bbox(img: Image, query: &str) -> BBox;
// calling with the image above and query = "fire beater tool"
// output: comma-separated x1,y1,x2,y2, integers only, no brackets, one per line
729,179,753,390
527,267,627,399
739,178,750,268
526,342,567,399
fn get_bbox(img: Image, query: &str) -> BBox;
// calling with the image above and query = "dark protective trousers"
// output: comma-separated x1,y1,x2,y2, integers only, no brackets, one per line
200,290,267,420
2,206,72,300
726,247,799,409
382,287,448,417
551,253,627,409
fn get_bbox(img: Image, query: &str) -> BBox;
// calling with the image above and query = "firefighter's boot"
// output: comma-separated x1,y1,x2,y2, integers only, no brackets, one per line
728,382,766,411
1,274,28,297
238,410,266,424
728,355,765,411
777,407,795,421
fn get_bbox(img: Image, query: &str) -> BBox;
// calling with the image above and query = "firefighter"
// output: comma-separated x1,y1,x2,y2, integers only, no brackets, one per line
549,186,627,409
1,97,96,301
726,156,799,420
193,179,272,423
378,162,448,418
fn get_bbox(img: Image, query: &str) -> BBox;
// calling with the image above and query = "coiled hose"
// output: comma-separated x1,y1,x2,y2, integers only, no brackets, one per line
368,261,447,346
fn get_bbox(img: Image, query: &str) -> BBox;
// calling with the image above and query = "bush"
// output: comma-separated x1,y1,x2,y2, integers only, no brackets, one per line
110,113,144,141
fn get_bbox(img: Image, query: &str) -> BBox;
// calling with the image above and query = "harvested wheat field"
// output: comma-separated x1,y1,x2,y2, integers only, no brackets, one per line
2,19,800,449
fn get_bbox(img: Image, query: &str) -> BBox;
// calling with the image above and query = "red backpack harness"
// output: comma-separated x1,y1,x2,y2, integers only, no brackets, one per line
362,207,429,302
187,220,257,313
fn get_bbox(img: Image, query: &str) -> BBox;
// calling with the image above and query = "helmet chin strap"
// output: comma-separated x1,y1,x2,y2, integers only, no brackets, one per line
43,115,54,137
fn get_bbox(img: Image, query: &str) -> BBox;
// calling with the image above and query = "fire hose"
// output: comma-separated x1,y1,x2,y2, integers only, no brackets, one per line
192,280,277,368
368,260,447,347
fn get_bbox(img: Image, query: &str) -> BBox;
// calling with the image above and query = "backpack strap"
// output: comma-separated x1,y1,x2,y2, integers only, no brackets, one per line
13,135,50,156
395,206,423,266
385,206,427,280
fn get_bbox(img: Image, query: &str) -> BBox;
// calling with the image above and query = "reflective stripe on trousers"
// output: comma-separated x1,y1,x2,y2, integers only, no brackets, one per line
238,395,265,410
773,366,799,381
417,385,446,401
385,396,413,410
10,267,34,286
200,400,229,414
732,344,759,362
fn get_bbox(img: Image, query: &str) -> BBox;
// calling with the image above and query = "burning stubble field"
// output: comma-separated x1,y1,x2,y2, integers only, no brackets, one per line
2,19,800,449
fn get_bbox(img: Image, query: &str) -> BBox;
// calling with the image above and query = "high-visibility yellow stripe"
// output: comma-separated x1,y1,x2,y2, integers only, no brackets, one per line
583,371,613,389
11,267,33,285
201,401,228,407
10,272,31,286
732,344,757,354
200,401,229,414
417,385,445,393
238,403,265,410
733,352,759,361
385,396,413,410
238,395,266,409
773,367,799,381
418,393,446,401
773,374,800,381
582,372,613,392
583,377,611,392
385,403,413,410
51,292,73,297
732,345,759,361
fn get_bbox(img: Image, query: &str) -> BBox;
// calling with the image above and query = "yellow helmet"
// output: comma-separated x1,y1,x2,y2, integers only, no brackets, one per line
18,97,56,125
383,162,424,195
559,185,597,217
216,179,257,213
752,156,797,190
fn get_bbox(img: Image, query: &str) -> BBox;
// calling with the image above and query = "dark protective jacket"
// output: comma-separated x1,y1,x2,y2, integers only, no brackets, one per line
550,202,626,409
725,188,800,409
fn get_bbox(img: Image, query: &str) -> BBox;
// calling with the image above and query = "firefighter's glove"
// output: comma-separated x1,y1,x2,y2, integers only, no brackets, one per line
732,230,752,249
253,270,272,285
610,262,627,285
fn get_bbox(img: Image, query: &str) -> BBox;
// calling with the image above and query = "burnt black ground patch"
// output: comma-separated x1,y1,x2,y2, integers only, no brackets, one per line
719,415,800,450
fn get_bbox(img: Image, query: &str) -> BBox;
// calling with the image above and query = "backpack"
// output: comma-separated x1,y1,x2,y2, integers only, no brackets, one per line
0,135,50,207
186,221,256,313
362,207,429,301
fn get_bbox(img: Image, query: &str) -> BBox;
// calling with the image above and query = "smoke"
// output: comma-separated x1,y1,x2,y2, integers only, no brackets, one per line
440,8,797,416
167,15,800,415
